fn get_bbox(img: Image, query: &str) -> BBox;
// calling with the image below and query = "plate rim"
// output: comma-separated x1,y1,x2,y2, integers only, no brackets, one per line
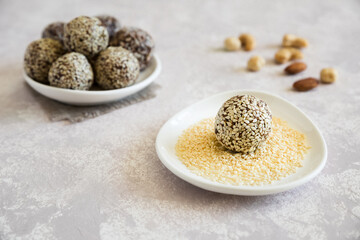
24,54,161,96
155,89,328,195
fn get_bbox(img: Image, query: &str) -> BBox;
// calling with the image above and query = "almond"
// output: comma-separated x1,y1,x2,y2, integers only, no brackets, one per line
293,78,319,91
285,62,307,75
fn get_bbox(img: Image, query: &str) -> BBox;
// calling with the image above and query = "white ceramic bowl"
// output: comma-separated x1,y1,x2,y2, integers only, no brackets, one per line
24,54,161,106
156,90,327,196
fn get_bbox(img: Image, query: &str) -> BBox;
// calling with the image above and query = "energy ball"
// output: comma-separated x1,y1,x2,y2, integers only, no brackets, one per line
48,52,94,90
42,22,65,44
95,15,121,38
110,27,154,71
94,47,140,89
24,38,66,83
215,95,272,154
64,16,109,58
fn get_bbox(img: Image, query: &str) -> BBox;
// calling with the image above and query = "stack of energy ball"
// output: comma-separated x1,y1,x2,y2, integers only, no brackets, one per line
24,15,155,90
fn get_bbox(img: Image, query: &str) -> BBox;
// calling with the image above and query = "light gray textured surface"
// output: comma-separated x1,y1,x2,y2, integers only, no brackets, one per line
1,0,360,239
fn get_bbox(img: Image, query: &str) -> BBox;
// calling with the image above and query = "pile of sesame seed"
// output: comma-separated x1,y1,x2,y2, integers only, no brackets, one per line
175,117,310,186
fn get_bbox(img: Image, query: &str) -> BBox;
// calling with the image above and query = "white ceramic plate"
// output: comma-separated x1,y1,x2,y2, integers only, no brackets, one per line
156,90,327,196
24,54,161,106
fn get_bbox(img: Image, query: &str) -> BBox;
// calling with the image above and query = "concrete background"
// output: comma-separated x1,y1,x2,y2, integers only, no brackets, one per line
0,0,359,239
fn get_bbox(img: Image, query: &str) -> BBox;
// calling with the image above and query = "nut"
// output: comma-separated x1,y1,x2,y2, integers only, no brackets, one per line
320,68,338,83
275,48,303,64
289,48,304,60
274,48,292,64
293,77,319,91
224,37,241,51
282,34,308,48
247,56,265,71
239,34,256,51
285,62,307,74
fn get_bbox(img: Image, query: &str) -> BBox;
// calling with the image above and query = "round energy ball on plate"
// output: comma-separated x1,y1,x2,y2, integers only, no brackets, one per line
24,38,66,83
215,95,272,154
95,15,121,38
94,47,140,90
42,22,65,44
110,27,154,71
64,16,109,58
48,52,94,90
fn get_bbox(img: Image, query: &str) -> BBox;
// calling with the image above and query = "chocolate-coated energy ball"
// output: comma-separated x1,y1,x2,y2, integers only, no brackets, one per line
64,16,109,58
48,52,94,90
95,15,121,38
94,47,139,90
24,38,66,83
215,95,272,154
110,27,154,71
42,22,65,44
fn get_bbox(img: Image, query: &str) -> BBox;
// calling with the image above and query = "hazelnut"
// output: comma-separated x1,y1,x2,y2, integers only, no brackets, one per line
275,48,292,64
275,48,303,64
289,48,304,60
239,34,256,51
247,56,265,71
320,68,338,83
224,37,241,51
282,34,308,48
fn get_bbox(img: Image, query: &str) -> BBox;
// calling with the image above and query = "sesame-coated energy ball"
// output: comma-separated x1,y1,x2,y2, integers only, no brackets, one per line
48,52,94,90
24,38,66,83
94,47,140,89
42,22,65,44
95,15,121,38
215,95,272,154
110,27,154,71
64,16,109,58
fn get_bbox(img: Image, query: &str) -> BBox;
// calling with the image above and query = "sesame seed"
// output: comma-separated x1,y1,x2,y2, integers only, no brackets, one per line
175,117,310,186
